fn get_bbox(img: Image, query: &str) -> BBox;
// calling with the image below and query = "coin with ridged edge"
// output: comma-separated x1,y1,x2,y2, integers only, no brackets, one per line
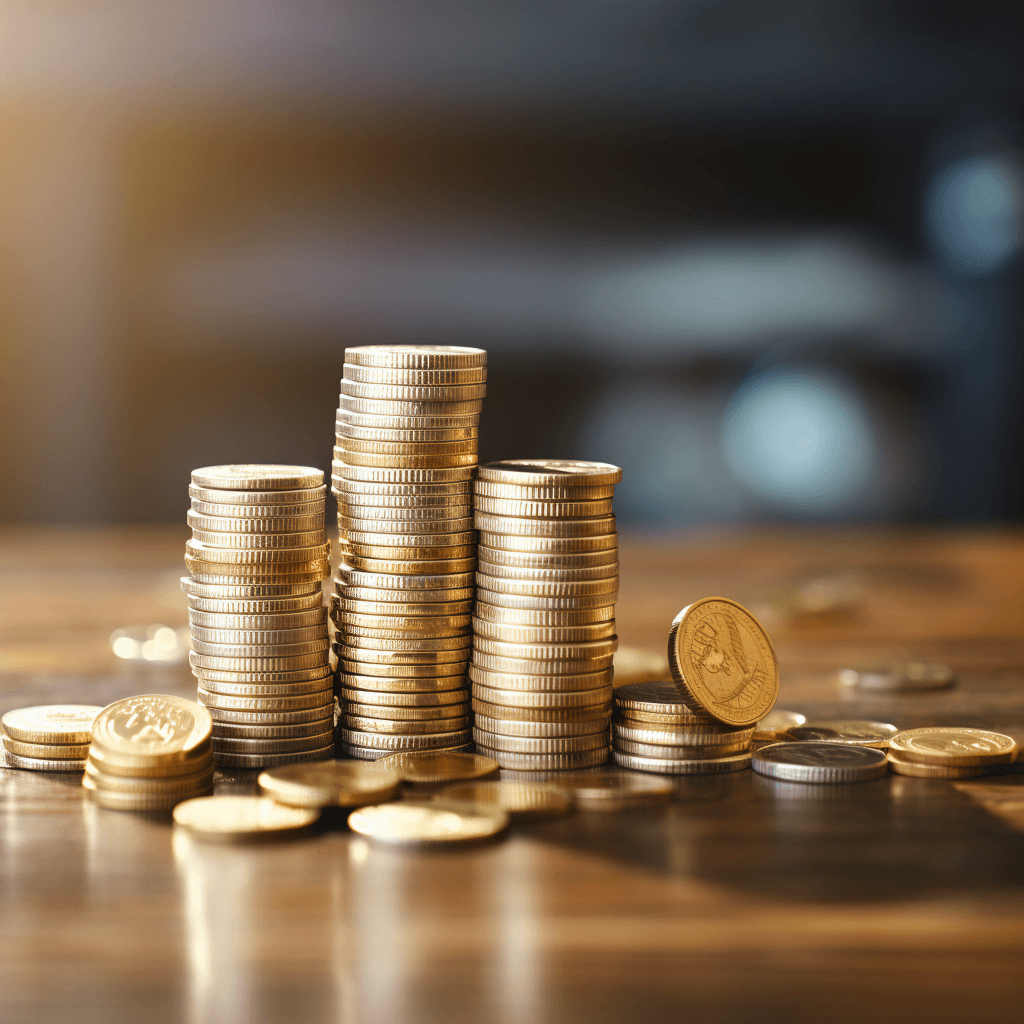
191,465,324,491
343,703,468,722
784,721,897,748
345,714,469,734
258,760,400,808
5,749,87,772
374,750,499,785
84,760,213,795
615,723,753,747
885,753,988,779
2,705,103,745
614,681,712,720
472,619,615,644
213,746,334,769
478,532,618,554
471,698,612,722
3,737,91,759
340,728,472,751
344,345,487,369
469,665,612,692
188,483,326,505
472,684,612,708
476,460,622,487
84,774,212,810
340,674,466,693
206,704,335,725
752,742,888,783
613,749,752,775
473,713,608,738
198,688,332,711
341,687,467,708
473,728,608,754
474,514,616,539
343,364,486,385
475,744,609,771
181,577,321,599
212,729,334,753
614,736,751,759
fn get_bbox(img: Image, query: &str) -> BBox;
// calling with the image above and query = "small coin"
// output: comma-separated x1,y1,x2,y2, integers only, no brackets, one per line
433,780,573,819
784,721,897,748
886,753,988,779
192,465,323,491
258,760,400,807
753,709,807,742
668,597,779,728
612,648,671,687
612,749,752,776
344,344,487,369
336,457,477,480
347,802,507,844
468,665,613,692
188,594,324,615
186,539,331,564
473,728,607,754
554,772,674,812
343,363,487,386
340,728,472,751
342,613,472,632
174,794,320,839
336,644,468,666
213,746,334,769
91,695,212,765
338,425,478,442
838,663,957,692
374,750,500,785
474,620,616,645
4,750,87,772
337,568,474,591
476,460,622,487
612,681,706,717
474,744,609,771
752,742,889,783
473,591,617,615
2,736,91,759
477,563,620,586
188,483,326,505
338,438,478,459
474,496,615,519
471,698,613,723
614,735,750,759
187,509,325,532
1,704,103,745
888,727,1017,766
338,600,473,619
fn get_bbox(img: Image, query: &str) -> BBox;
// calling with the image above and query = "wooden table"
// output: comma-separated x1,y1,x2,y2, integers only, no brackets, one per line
2,526,1023,1024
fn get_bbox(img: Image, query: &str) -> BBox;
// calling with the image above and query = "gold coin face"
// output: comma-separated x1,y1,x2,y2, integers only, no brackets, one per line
347,802,509,844
374,750,499,784
258,760,400,807
669,597,779,727
92,695,212,761
889,727,1017,766
753,709,806,740
173,795,319,839
1,704,103,744
433,780,573,818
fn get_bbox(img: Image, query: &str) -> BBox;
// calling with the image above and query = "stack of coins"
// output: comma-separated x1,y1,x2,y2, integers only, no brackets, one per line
83,695,215,810
611,682,755,774
330,346,487,759
2,705,102,772
470,460,622,771
184,464,334,768
887,726,1017,779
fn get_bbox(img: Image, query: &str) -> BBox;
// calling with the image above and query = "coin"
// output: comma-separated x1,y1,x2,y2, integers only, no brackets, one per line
212,729,334,754
188,484,326,505
472,698,613,723
189,500,325,519
886,753,988,779
189,609,326,630
475,744,609,771
206,704,335,725
468,665,613,692
474,604,615,627
1,705,103,745
753,709,806,742
476,460,623,487
472,712,607,738
339,425,478,442
614,723,754,747
472,683,612,708
888,727,1017,766
192,465,323,491
341,728,472,751
474,480,616,501
612,749,752,775
258,760,400,808
86,743,216,778
188,594,324,615
478,532,619,555
612,681,704,715
341,687,467,707
473,636,618,661
343,556,477,575
752,742,889,783
213,746,334,769
345,715,470,735
189,529,327,550
91,695,212,766
473,590,616,612
345,344,487,369
374,750,500,784
838,663,957,692
474,496,615,519
83,774,213,810
198,688,332,711
472,653,615,676
474,514,616,539
173,795,320,838
190,626,329,647
181,577,321,599
784,721,897,748
668,597,779,727
474,728,607,754
433,780,573,819
346,703,468,721
189,658,333,683
612,648,671,687
84,760,213,795
554,772,674,811
340,659,466,678
2,737,91,759
344,364,486,386
347,802,507,844
338,503,474,522
477,563,619,585
4,750,86,772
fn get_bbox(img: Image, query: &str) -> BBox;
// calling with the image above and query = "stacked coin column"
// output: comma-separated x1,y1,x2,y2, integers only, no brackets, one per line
329,346,487,759
470,461,622,771
184,465,334,769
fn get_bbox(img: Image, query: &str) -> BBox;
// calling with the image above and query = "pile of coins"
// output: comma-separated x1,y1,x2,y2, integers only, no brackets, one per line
470,459,622,770
330,346,487,759
83,695,215,810
2,705,102,772
887,726,1017,778
184,464,334,768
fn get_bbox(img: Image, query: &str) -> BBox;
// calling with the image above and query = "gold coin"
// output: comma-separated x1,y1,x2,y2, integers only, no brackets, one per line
3,736,90,759
188,527,326,550
340,728,472,751
335,644,468,664
472,683,612,708
214,719,333,740
339,600,473,619
191,465,323,491
345,702,468,721
614,722,754,747
474,744,609,771
343,634,470,652
198,688,332,711
188,594,324,615
338,438,478,457
474,603,614,627
4,749,86,772
472,653,615,676
472,590,617,612
886,753,988,779
186,539,330,564
752,709,806,742
336,469,473,488
341,687,467,707
341,589,475,607
474,480,615,501
173,794,319,838
258,760,400,807
668,597,779,727
473,728,607,754
190,652,329,672
612,647,671,687
343,364,486,385
476,460,622,487
188,483,325,505
337,567,474,591
474,636,618,660
474,513,616,539
338,451,478,470
478,532,618,554
340,673,466,693
347,802,507,844
433,780,573,818
185,558,330,583
784,721,897,748
374,749,500,784
336,503,473,522
340,517,474,537
1,704,103,745
477,563,619,583
344,344,487,369
612,749,752,775
613,681,704,714
341,612,471,632
471,698,612,722
86,743,215,778
345,714,470,735
474,496,614,519
83,774,211,810
475,577,618,600
341,555,477,575
190,638,329,659
474,713,608,738
478,547,619,570
91,695,212,766
553,771,674,811
189,499,324,518
468,664,612,692
190,609,326,630
188,656,332,683
614,736,751,759
340,659,466,678
187,510,325,532
206,704,335,725
888,727,1017,766
213,746,334,769
212,728,334,753
189,626,328,647
180,577,321,599
340,380,487,403
85,759,213,795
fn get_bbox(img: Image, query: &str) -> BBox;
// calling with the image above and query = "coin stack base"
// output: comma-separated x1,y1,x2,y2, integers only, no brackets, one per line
332,347,487,757
2,705,103,772
185,465,334,768
471,460,623,770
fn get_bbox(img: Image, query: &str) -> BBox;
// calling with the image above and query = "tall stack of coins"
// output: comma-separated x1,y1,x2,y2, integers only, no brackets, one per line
330,346,486,759
470,460,622,770
184,465,334,768
83,695,214,811
2,705,102,772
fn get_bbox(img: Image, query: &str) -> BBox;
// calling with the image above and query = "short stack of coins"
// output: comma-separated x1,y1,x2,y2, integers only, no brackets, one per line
611,682,755,774
470,459,622,770
2,705,102,772
330,346,487,759
184,464,334,768
83,695,215,811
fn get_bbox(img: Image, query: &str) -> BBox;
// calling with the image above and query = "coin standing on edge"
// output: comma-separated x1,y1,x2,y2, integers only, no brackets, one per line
752,742,889,784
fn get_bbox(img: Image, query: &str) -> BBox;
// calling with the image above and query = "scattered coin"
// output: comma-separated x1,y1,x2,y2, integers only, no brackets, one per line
1,705,103,745
374,750,500,785
752,709,806,742
752,742,889,784
838,663,956,692
173,795,320,840
784,721,898,748
433,780,574,819
348,802,509,845
258,760,401,808
611,749,752,775
888,727,1017,767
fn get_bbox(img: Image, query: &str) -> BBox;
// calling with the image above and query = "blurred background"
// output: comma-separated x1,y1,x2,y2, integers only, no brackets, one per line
1,0,1023,528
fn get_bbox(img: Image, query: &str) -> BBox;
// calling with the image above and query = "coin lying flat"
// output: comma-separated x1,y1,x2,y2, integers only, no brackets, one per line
2,705,103,745
374,750,499,785
752,709,806,742
612,749,751,775
2,737,91,759
553,772,674,811
91,695,212,766
433,780,573,819
613,681,709,720
886,753,988,779
258,760,400,808
668,597,779,728
347,803,508,845
173,795,320,839
612,647,671,687
475,744,609,771
345,345,487,369
888,727,1017,767
784,721,897,748
752,742,889,783
191,465,324,491
838,662,956,692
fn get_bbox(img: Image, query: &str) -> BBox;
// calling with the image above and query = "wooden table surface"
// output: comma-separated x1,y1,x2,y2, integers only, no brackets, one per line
2,525,1023,1024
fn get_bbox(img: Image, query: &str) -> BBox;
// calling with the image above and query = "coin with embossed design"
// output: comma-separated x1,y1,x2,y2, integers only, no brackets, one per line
888,727,1017,767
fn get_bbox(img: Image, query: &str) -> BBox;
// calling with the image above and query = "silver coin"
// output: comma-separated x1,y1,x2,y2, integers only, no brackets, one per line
837,663,956,692
752,742,889,783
